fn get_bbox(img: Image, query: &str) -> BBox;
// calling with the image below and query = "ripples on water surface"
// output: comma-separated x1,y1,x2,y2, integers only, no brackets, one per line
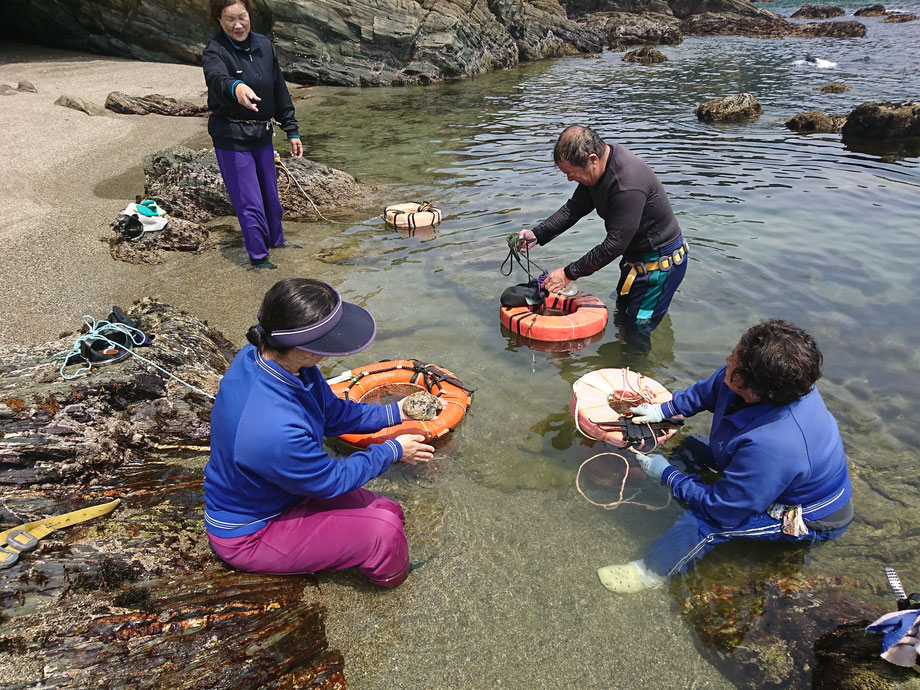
175,9,920,687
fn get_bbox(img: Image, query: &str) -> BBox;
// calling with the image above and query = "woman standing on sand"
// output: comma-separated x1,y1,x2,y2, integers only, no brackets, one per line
202,0,302,270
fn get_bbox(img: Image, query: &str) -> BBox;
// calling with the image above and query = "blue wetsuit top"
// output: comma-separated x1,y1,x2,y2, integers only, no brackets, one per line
204,345,402,538
658,366,852,529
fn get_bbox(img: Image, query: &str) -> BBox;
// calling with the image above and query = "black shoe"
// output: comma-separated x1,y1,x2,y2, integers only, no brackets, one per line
250,258,278,270
273,242,303,250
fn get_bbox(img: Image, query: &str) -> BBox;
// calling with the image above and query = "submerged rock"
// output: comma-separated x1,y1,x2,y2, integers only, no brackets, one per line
622,45,668,63
791,4,845,19
695,93,763,123
881,12,918,22
143,146,375,224
105,91,209,117
842,101,920,141
16,80,37,93
816,82,852,93
785,110,848,133
853,3,885,15
54,94,105,116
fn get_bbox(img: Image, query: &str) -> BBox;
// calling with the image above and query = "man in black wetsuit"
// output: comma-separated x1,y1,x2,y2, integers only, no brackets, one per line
518,125,689,333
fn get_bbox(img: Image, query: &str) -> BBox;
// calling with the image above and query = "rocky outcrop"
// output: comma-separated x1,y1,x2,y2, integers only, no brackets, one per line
791,4,845,19
143,146,375,223
841,101,920,141
582,12,683,48
0,299,229,485
695,93,762,123
623,45,668,62
680,12,866,37
785,110,847,133
3,0,601,87
105,92,209,117
816,82,851,93
881,12,918,22
797,19,867,35
110,216,219,264
0,301,345,687
54,94,105,116
853,3,885,15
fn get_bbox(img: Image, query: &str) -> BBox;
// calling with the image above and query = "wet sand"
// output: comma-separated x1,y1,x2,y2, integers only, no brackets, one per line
0,43,209,346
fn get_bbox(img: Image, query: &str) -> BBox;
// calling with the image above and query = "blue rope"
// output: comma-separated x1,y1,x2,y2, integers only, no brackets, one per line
54,316,215,400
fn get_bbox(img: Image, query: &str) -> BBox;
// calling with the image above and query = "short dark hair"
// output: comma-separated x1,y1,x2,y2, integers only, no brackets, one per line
732,319,823,406
553,125,607,168
209,0,253,22
247,278,338,354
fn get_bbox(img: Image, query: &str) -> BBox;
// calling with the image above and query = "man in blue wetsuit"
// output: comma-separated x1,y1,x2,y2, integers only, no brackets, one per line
598,320,854,592
518,125,688,334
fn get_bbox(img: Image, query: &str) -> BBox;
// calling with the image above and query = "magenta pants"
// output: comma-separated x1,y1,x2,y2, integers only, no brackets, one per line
208,489,409,588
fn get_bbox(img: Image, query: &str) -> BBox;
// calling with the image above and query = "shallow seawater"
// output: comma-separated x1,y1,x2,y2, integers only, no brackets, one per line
126,8,920,687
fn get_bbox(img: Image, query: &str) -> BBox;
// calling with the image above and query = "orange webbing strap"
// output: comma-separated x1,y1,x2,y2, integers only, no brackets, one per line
0,499,121,569
619,241,689,296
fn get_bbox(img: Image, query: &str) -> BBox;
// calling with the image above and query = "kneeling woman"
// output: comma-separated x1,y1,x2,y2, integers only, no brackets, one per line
205,278,434,587
599,319,854,592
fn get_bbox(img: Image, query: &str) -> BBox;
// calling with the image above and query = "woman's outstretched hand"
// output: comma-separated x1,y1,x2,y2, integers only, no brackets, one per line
396,434,435,464
234,83,261,111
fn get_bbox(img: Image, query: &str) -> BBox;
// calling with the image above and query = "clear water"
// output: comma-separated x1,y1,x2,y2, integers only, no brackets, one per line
139,8,920,687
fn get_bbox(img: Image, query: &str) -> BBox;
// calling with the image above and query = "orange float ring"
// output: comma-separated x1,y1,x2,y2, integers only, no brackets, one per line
570,368,677,449
383,203,442,229
329,359,472,448
499,290,607,342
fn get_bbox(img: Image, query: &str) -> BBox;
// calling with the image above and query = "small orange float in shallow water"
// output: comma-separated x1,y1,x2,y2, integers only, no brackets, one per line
570,368,678,449
499,290,607,344
329,359,472,448
383,202,442,229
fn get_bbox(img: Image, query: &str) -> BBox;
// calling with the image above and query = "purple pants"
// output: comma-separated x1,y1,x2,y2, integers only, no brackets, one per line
208,489,409,588
214,145,286,261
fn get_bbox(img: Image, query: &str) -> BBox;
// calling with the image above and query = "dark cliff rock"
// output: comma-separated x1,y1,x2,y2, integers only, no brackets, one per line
785,110,848,133
2,0,600,87
791,4,845,19
144,146,375,223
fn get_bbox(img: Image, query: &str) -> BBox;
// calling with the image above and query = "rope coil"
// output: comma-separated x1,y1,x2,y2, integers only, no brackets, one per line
53,316,215,400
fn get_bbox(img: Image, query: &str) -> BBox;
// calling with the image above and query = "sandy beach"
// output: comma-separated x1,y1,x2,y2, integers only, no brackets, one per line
0,43,209,346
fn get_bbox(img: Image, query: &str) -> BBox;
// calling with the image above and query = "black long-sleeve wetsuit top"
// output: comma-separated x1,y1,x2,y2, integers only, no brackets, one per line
532,143,682,281
202,30,299,152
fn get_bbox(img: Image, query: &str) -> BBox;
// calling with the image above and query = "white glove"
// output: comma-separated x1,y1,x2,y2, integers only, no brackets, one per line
629,403,665,424
635,453,670,480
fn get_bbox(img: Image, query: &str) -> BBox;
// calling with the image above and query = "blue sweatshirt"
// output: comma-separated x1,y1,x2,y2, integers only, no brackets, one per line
658,366,851,529
204,345,402,537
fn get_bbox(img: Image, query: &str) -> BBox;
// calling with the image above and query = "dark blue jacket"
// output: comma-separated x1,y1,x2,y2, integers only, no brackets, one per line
659,366,852,529
202,31,299,151
204,345,402,538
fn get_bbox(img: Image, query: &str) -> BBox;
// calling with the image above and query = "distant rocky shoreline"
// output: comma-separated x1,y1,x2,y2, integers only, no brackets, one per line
4,0,913,87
